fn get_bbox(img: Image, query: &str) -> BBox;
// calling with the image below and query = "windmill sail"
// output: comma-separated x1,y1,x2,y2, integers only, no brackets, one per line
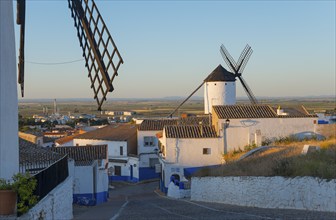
220,44,258,104
69,0,123,110
237,75,257,104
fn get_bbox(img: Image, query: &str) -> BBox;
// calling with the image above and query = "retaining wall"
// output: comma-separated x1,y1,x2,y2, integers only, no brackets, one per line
19,177,73,220
191,176,336,212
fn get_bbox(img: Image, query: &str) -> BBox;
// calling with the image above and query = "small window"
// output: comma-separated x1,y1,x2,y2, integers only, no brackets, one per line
203,148,211,155
144,136,156,147
120,146,123,156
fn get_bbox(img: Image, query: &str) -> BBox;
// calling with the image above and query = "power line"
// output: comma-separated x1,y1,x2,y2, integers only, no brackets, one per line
26,58,84,65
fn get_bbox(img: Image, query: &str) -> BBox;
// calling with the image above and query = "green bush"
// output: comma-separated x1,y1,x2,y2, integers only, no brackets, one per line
12,173,39,214
0,173,38,215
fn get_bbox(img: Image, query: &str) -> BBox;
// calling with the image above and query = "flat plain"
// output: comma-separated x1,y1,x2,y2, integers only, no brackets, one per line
18,97,335,118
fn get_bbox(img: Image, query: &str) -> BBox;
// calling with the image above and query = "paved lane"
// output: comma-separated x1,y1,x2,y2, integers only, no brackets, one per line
73,181,336,220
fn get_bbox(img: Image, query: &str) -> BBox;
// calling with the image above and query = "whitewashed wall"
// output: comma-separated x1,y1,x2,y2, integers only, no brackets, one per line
109,157,139,180
160,162,183,188
167,182,190,199
96,167,108,195
19,177,73,220
218,117,316,152
191,176,336,212
137,130,159,168
137,130,159,154
73,139,127,157
0,0,19,180
163,136,223,167
204,81,236,114
74,165,94,195
55,140,73,147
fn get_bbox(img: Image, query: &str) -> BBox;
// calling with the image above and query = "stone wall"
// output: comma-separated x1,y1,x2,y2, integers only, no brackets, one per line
191,176,336,212
19,177,73,220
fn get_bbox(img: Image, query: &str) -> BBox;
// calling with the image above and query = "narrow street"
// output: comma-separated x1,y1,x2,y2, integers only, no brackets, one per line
73,181,335,220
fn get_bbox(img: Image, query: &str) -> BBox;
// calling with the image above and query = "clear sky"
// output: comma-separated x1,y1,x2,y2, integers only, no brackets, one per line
15,0,335,100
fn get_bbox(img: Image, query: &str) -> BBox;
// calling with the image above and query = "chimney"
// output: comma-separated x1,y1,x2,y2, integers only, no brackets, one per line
199,121,203,137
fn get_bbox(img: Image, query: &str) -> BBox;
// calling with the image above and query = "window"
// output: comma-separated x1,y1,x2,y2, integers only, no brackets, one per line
114,166,121,176
120,146,123,156
203,148,211,155
144,136,156,147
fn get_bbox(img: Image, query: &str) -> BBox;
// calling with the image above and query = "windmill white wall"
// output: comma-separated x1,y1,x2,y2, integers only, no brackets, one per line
204,81,236,114
0,0,19,179
203,65,237,114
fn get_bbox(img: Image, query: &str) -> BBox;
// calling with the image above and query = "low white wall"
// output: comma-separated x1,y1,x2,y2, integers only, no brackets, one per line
19,177,73,220
167,182,190,199
191,176,336,212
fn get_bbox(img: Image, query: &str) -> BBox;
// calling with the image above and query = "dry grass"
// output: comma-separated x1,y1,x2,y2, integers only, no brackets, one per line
194,138,336,180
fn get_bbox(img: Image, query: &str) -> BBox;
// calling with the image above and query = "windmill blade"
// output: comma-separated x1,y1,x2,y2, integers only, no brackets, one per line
237,46,253,74
236,44,252,74
69,0,123,111
220,44,237,73
17,0,26,97
237,75,258,104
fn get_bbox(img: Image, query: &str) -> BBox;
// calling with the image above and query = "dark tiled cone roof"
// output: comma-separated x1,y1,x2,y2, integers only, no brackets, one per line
19,138,63,164
50,145,107,162
74,124,137,141
204,65,236,82
139,116,210,131
165,125,218,138
213,105,317,119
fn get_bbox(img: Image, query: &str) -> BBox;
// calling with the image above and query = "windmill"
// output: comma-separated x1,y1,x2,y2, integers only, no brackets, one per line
16,0,124,111
167,44,257,118
220,44,257,104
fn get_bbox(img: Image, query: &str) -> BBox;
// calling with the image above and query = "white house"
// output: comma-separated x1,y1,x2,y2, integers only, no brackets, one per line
137,117,211,182
50,145,109,205
211,105,318,153
158,124,222,193
137,119,176,181
72,124,138,182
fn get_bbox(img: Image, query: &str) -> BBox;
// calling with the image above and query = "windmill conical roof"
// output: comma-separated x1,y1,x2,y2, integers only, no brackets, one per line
204,64,236,82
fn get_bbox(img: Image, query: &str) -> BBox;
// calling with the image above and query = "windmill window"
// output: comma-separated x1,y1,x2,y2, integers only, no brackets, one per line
203,148,211,155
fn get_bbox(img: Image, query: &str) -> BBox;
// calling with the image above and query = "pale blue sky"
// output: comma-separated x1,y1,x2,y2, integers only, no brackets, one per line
15,0,335,99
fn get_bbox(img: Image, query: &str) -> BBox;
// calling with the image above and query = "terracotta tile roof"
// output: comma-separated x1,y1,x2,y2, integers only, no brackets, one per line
74,124,137,141
139,116,210,131
19,138,63,164
165,125,218,138
50,145,107,162
55,133,82,145
213,105,316,119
